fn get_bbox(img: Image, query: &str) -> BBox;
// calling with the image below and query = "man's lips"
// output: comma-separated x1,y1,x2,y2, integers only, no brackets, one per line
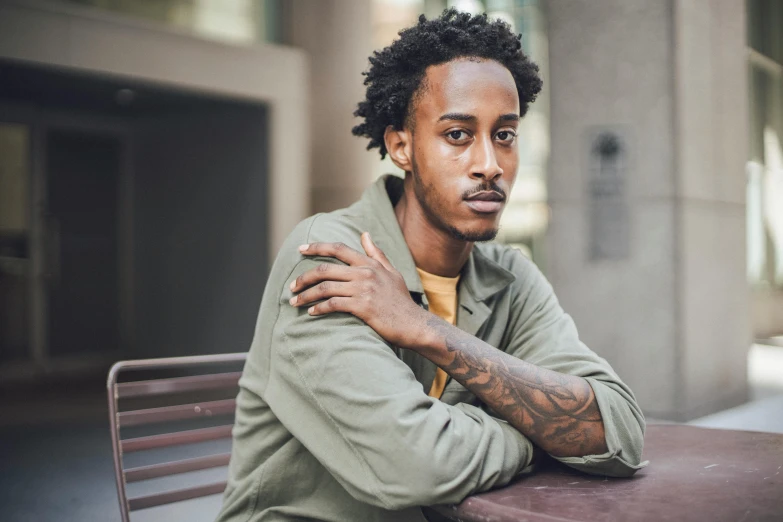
464,191,505,213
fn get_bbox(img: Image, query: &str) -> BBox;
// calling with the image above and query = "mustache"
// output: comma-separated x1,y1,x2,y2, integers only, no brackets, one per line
461,182,507,200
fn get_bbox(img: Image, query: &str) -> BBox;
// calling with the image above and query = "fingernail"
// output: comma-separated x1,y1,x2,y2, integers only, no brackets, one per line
289,296,296,305
308,306,315,314
289,281,295,291
298,244,309,252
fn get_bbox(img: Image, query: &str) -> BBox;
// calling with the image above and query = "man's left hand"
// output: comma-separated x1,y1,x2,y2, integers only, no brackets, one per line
289,232,429,350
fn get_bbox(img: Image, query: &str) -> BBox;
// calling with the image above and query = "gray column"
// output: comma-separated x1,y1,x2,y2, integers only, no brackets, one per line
288,0,377,214
546,0,750,421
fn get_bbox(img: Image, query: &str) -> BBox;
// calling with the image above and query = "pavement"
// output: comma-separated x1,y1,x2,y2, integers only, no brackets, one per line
0,379,229,522
686,343,783,433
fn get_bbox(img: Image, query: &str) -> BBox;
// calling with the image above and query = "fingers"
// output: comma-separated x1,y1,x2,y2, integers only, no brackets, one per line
307,296,353,316
292,235,391,318
298,241,369,266
289,280,354,308
360,232,394,271
290,263,355,293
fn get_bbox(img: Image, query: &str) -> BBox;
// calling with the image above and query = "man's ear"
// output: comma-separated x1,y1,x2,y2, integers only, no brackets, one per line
384,125,413,171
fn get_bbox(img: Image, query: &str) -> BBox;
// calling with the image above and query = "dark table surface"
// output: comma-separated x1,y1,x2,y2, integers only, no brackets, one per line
432,425,783,522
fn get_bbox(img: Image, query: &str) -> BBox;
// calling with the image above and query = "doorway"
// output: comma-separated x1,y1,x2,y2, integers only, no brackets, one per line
45,129,124,358
0,59,270,379
0,107,132,378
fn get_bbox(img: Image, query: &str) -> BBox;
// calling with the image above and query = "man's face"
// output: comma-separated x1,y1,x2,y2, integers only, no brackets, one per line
408,58,520,242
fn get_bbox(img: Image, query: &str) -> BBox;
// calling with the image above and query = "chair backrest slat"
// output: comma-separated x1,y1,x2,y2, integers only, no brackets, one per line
127,481,228,511
117,372,243,399
118,399,236,428
125,453,231,483
121,424,234,453
107,353,245,521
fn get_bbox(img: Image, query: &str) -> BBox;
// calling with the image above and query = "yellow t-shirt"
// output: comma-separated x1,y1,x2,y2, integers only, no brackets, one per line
416,267,460,399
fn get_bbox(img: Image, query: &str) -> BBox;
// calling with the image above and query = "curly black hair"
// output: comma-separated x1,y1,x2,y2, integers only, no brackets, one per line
352,8,542,158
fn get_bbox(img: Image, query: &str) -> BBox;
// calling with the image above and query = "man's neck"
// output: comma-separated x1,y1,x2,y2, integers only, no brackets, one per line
393,181,472,278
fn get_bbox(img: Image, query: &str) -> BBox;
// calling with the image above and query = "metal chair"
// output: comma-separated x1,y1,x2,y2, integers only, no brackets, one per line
107,353,247,522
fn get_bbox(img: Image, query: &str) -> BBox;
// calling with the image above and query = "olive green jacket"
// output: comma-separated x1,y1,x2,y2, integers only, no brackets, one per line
216,175,647,522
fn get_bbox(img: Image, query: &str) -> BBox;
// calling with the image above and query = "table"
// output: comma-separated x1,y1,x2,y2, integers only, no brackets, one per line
432,425,783,522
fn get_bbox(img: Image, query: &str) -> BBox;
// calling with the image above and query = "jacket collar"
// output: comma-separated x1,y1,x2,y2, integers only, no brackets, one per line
357,175,516,305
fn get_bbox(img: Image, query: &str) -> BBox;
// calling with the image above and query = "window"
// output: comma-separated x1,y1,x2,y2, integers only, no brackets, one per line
60,0,283,44
747,0,783,287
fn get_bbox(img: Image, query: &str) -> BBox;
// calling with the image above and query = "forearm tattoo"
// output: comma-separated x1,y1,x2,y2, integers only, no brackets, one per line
426,317,607,457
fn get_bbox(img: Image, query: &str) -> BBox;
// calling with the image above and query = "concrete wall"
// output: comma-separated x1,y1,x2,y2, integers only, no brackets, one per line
0,0,309,263
547,0,679,416
287,0,377,213
133,106,269,357
547,0,750,420
673,0,751,419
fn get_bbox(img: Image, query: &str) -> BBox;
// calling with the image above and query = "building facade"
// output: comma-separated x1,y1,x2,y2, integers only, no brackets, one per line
0,0,781,421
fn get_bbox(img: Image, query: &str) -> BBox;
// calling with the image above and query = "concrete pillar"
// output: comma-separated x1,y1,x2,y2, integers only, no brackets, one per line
546,0,750,420
287,0,377,214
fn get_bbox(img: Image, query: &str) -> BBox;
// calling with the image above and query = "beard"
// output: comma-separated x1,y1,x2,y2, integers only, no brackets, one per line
410,153,500,243
447,223,499,242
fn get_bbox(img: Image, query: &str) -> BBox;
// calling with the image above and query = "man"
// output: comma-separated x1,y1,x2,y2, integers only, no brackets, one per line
217,9,646,522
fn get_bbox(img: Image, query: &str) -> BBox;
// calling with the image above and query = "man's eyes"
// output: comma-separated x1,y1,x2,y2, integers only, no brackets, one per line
444,130,517,144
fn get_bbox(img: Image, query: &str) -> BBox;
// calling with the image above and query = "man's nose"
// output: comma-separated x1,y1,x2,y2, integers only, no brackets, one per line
470,136,503,182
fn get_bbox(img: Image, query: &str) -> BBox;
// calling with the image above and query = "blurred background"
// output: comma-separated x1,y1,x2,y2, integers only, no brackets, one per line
0,0,781,520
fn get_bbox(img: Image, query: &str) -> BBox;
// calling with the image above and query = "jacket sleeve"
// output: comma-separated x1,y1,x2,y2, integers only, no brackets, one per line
502,255,648,478
262,256,535,511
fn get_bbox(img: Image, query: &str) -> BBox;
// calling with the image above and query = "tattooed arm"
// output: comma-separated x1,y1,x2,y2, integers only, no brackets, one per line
415,316,608,458
290,236,620,461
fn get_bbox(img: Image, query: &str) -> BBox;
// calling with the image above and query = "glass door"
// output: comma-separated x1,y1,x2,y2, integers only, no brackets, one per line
0,122,32,364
